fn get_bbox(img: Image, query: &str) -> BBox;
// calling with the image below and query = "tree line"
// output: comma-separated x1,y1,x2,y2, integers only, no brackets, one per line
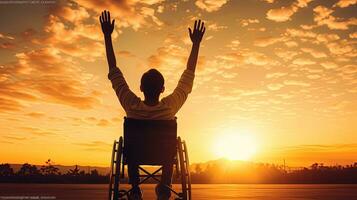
190,160,357,184
0,159,108,183
1,159,356,184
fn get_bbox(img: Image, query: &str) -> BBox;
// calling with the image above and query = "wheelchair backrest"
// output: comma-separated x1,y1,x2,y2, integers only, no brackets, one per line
123,117,177,165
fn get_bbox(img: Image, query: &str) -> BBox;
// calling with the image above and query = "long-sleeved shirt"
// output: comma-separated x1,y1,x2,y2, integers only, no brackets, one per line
108,67,195,120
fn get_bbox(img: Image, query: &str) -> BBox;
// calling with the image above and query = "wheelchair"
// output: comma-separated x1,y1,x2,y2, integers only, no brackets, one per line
109,117,191,200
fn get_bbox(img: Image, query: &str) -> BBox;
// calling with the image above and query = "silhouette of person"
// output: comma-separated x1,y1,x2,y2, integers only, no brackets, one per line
100,10,205,200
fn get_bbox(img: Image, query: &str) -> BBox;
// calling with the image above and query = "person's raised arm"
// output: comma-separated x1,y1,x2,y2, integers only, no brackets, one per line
187,20,205,73
100,10,116,72
161,20,206,114
100,10,140,111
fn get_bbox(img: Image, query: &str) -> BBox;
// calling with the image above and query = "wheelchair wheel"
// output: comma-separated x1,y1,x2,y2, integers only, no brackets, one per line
177,137,191,200
109,137,125,200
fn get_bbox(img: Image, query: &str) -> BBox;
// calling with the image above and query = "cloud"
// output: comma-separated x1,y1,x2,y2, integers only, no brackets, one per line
0,97,24,112
0,3,109,113
275,49,300,61
2,136,27,141
284,41,299,47
116,50,136,57
0,33,16,50
266,72,287,79
26,112,45,118
0,42,16,50
333,0,357,8
226,39,240,50
240,90,267,96
212,50,279,69
301,47,327,58
321,62,338,69
326,41,355,55
313,5,357,30
97,119,111,127
248,27,267,32
75,0,164,30
285,29,341,48
292,58,316,65
266,0,313,22
285,28,317,38
207,23,228,31
338,64,357,75
267,83,284,91
74,141,112,151
254,36,286,47
31,0,164,68
307,74,320,79
349,32,357,39
0,33,15,40
195,0,229,12
244,52,278,66
20,127,55,136
0,47,100,111
79,117,120,127
284,80,311,87
42,13,105,61
0,76,39,112
266,5,298,22
240,19,259,27
157,5,164,13
262,0,276,3
316,33,340,43
300,24,317,30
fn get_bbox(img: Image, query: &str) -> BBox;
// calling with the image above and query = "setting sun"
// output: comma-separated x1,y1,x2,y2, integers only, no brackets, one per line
214,129,258,161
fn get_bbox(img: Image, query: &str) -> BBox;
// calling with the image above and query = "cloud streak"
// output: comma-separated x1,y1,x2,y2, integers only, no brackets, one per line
266,0,313,22
195,0,229,12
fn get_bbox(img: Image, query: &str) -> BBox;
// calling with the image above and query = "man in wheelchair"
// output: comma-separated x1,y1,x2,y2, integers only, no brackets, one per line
100,10,205,200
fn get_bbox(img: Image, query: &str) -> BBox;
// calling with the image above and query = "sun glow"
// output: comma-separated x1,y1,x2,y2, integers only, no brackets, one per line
214,129,258,161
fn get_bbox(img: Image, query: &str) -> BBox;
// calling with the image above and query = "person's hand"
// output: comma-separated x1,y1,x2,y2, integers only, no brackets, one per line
188,20,205,45
100,10,115,36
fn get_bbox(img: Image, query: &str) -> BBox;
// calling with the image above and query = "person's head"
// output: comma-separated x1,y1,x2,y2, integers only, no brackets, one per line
140,69,165,100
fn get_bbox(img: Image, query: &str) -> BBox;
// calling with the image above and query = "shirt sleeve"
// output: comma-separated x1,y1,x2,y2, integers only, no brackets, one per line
161,69,195,114
108,67,140,112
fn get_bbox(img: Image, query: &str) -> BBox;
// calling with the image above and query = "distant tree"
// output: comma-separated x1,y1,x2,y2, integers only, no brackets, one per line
79,170,86,176
18,163,40,176
90,169,99,176
41,159,59,175
311,163,319,170
67,165,80,176
195,164,202,174
0,164,14,176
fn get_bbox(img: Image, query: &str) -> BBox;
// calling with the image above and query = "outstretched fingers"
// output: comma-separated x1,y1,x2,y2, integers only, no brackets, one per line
101,12,105,23
200,22,204,32
111,19,115,27
197,20,201,31
102,10,111,23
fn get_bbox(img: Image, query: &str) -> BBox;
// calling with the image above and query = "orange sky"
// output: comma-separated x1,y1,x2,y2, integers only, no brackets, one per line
0,0,356,167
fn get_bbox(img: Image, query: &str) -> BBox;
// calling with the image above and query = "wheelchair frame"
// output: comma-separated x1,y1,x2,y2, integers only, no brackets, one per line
108,136,191,200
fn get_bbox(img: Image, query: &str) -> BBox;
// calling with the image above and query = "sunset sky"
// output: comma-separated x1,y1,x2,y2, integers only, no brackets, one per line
0,0,356,167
